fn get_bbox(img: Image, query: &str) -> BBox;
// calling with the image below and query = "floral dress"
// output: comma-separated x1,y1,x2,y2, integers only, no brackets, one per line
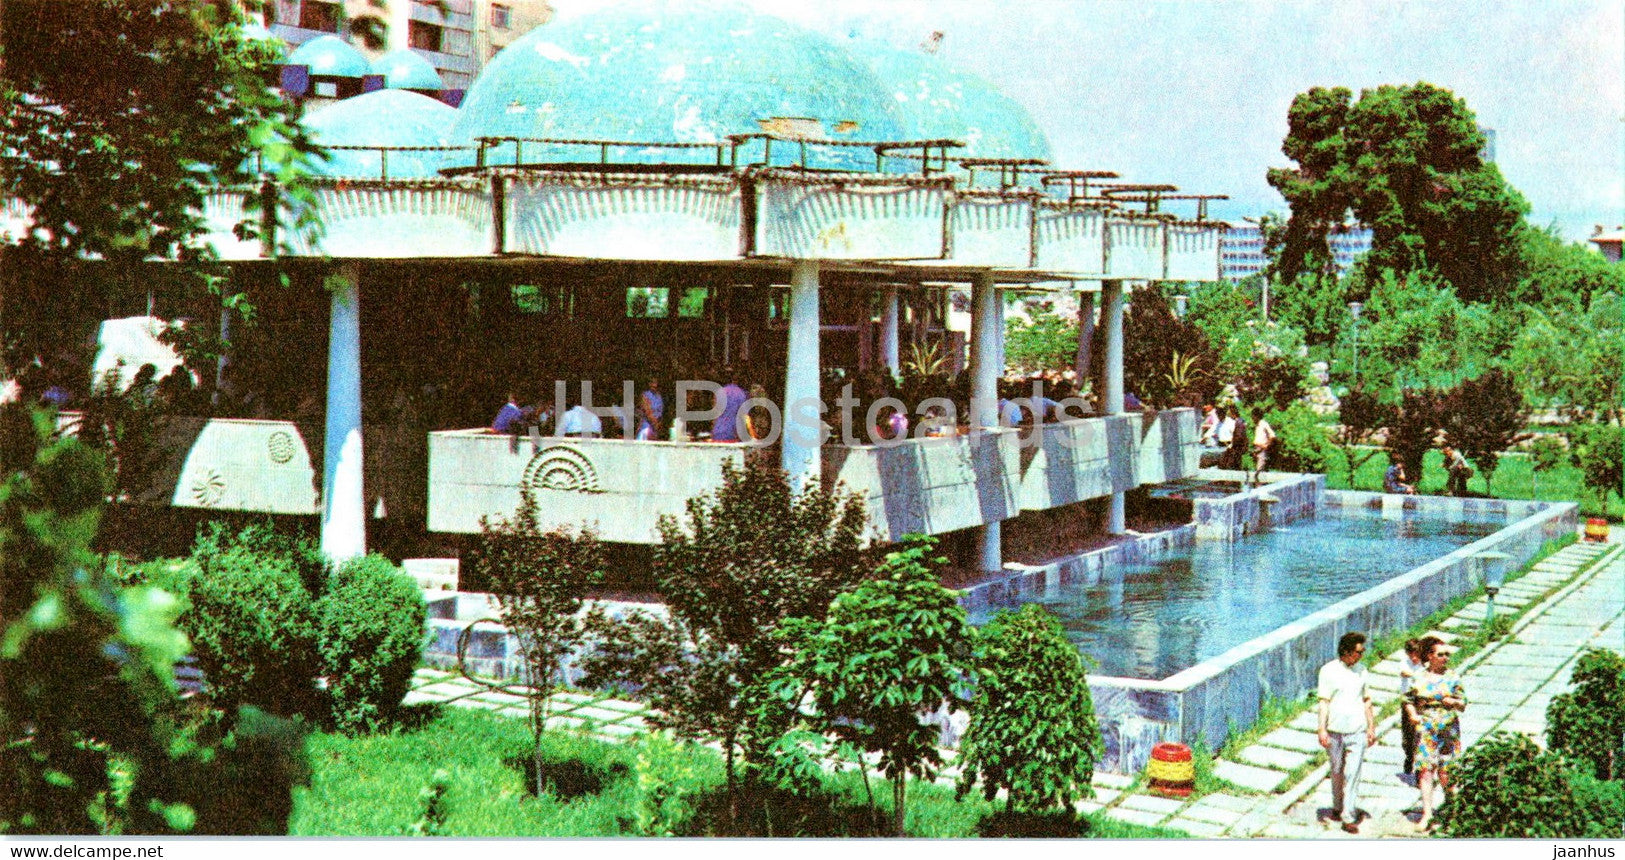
1409,670,1465,771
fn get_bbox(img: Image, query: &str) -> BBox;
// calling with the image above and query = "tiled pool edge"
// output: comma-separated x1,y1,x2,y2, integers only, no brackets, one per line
1192,471,1324,540
1082,493,1578,773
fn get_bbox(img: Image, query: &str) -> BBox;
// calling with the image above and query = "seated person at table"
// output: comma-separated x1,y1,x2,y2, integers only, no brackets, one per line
1384,459,1416,494
491,391,527,434
557,391,602,437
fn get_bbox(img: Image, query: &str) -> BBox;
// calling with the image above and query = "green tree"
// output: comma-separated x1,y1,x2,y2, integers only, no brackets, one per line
580,459,870,819
0,407,308,834
1546,648,1625,781
1569,424,1624,512
1269,82,1530,305
463,489,604,798
1441,369,1528,492
1437,731,1613,837
1507,295,1623,425
956,604,1100,817
781,537,972,836
1357,268,1494,395
1005,303,1077,376
1112,284,1222,408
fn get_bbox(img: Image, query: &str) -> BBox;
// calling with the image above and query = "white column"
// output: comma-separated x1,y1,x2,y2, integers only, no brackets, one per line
1074,288,1096,392
1103,279,1126,534
969,272,1002,573
880,286,900,375
782,260,822,491
321,263,366,562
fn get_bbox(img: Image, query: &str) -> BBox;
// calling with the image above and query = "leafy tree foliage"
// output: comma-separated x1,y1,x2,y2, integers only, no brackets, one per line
1547,648,1625,781
580,459,870,814
0,1,319,263
1512,227,1625,311
1264,403,1342,474
1269,83,1529,304
0,407,308,833
1113,284,1222,408
1355,268,1494,394
781,537,972,836
1335,387,1396,478
1004,303,1078,376
1437,731,1618,838
465,489,604,797
1569,424,1624,512
1384,388,1445,484
956,603,1100,816
1441,368,1528,492
1506,294,1623,425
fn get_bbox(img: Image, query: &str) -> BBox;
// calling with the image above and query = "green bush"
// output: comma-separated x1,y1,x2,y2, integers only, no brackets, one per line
191,521,328,599
1265,403,1342,474
1436,731,1604,837
1547,647,1625,780
957,603,1101,816
182,528,322,716
317,555,427,734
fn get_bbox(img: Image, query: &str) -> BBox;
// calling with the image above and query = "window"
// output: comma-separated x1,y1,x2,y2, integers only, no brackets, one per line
298,0,340,32
408,19,443,52
676,288,708,318
626,287,670,318
491,4,512,29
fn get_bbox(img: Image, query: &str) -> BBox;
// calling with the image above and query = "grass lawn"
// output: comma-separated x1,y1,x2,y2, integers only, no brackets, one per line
289,706,1187,838
1327,446,1622,520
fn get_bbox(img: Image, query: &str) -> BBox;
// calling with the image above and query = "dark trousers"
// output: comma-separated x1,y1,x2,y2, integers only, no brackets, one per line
1401,713,1419,772
1447,469,1469,497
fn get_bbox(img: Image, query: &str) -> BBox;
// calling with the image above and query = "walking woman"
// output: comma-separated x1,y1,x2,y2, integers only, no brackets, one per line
1406,635,1466,831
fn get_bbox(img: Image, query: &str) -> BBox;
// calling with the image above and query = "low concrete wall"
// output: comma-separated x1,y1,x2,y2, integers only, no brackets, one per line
1082,494,1577,773
1134,407,1202,486
1191,470,1324,540
1016,415,1135,511
426,431,750,543
822,429,1021,541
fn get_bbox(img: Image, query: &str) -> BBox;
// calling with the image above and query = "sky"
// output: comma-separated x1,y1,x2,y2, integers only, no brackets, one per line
559,0,1625,242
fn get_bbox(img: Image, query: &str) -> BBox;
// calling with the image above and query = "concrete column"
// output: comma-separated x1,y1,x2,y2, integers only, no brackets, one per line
880,286,901,375
1074,287,1096,395
969,271,1002,573
1103,279,1126,534
321,263,366,562
782,260,822,492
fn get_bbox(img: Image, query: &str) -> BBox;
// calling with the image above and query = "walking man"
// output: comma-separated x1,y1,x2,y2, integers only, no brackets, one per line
1318,631,1377,834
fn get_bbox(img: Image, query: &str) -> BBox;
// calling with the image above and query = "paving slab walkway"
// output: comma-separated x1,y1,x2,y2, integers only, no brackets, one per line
1107,537,1620,838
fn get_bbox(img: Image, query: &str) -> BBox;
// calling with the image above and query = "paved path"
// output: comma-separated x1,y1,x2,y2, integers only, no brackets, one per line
1095,537,1622,838
403,537,1623,839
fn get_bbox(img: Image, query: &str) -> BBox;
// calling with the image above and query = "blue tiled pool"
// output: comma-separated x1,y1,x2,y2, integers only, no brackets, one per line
968,507,1505,680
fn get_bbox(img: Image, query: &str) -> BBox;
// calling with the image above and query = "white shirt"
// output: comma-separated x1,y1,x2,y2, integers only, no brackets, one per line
1398,654,1422,697
1254,418,1276,448
1216,416,1236,445
558,405,602,436
1317,658,1370,734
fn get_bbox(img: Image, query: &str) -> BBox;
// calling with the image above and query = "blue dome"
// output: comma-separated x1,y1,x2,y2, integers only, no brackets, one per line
287,35,370,78
844,39,1050,162
303,90,459,178
372,49,445,91
450,0,907,170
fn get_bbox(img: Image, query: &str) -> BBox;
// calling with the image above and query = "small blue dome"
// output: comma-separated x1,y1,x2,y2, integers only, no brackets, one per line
287,35,370,78
303,90,459,178
372,50,445,91
844,39,1050,162
450,0,906,170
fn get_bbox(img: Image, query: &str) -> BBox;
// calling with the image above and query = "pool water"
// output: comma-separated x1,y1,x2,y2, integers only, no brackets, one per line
967,508,1505,680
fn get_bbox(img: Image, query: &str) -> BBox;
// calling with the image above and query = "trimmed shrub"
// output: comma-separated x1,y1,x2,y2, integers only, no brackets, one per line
318,554,427,734
1436,731,1604,837
1547,647,1625,780
957,603,1101,816
182,534,321,717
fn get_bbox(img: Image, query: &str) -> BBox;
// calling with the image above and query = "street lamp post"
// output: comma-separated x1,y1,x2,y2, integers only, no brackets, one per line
1475,552,1510,629
1348,301,1364,384
1173,294,1189,319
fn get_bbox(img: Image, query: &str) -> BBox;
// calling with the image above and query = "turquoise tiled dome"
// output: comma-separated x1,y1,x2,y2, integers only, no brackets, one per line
372,49,445,91
303,90,459,178
287,34,370,78
449,0,907,170
845,39,1051,162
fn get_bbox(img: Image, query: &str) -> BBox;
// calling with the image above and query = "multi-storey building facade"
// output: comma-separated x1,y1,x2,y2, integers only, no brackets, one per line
1218,220,1373,282
267,0,552,90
